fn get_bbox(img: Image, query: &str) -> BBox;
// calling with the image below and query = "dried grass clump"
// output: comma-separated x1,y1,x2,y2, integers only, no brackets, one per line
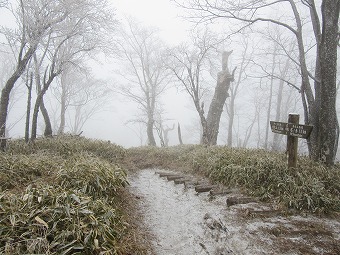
57,152,128,200
0,185,126,254
0,153,62,192
8,136,126,164
0,137,141,255
127,145,340,213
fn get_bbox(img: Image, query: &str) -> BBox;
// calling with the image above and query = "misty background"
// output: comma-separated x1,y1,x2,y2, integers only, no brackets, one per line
0,0,339,157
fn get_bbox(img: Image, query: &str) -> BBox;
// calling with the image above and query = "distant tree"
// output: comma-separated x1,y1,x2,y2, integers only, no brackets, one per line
24,70,33,142
68,76,110,135
116,19,171,146
56,68,97,135
176,0,340,165
168,30,235,145
154,113,175,147
177,123,183,145
225,36,253,147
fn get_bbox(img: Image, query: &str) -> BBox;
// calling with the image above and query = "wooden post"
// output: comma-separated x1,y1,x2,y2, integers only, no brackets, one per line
270,114,312,168
287,113,299,168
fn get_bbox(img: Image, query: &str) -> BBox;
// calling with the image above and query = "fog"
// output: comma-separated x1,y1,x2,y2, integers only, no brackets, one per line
1,0,339,161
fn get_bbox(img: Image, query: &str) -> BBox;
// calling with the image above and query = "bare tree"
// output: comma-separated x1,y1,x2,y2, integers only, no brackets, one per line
67,77,110,135
31,44,62,140
176,0,340,165
31,38,54,139
28,0,115,141
154,112,175,147
56,68,91,135
225,36,253,147
272,44,295,151
116,19,171,146
0,0,68,148
168,29,235,145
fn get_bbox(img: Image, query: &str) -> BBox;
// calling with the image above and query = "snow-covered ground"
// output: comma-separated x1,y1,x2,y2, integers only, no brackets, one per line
129,169,340,255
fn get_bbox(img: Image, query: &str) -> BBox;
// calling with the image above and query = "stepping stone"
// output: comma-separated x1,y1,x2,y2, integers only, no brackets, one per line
158,172,177,178
167,175,184,181
195,185,217,193
246,209,281,217
183,180,200,188
226,196,258,206
174,178,191,184
209,189,233,196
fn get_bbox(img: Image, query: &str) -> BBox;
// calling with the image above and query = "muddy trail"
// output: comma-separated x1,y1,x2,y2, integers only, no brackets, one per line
129,169,340,255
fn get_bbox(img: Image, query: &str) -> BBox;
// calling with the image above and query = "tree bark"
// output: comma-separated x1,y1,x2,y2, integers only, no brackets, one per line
32,54,53,139
317,0,340,165
25,73,33,143
40,100,53,137
58,72,67,135
31,70,57,141
205,51,235,145
147,117,156,146
0,45,36,149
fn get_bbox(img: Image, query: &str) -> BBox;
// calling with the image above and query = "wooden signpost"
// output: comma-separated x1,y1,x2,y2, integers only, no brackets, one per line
270,113,313,168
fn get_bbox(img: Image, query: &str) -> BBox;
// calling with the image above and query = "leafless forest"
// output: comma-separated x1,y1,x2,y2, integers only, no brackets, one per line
0,0,339,165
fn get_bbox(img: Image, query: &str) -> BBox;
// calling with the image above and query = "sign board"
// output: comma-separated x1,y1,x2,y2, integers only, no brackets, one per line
270,114,313,168
270,121,313,139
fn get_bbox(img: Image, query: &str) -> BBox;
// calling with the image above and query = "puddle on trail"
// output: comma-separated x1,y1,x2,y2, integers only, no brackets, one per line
129,169,269,255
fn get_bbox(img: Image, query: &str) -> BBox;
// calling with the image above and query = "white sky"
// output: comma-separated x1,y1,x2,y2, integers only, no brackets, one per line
111,0,190,45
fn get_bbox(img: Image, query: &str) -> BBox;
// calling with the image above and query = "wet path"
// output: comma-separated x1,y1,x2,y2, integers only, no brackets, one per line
128,169,268,255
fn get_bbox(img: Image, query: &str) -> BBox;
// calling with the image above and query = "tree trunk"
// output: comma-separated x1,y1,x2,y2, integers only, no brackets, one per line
58,98,66,135
147,117,156,146
227,41,249,147
227,99,234,147
25,73,33,143
0,46,36,149
272,54,291,151
264,44,277,150
72,105,81,134
205,51,235,145
317,0,340,165
272,80,284,151
31,72,57,141
58,72,67,135
163,124,174,147
32,55,54,140
178,122,183,145
40,100,53,137
31,93,44,140
0,80,16,149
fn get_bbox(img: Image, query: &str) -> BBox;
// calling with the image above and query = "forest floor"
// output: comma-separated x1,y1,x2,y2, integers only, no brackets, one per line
127,168,340,255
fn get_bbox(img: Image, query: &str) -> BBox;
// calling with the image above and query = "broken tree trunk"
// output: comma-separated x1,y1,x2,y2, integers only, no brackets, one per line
205,51,236,145
177,122,183,145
